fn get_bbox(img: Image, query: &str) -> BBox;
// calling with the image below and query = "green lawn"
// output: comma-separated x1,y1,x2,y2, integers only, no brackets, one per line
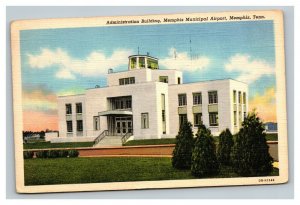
23,141,94,150
24,157,279,186
124,138,176,146
125,133,277,146
265,133,278,141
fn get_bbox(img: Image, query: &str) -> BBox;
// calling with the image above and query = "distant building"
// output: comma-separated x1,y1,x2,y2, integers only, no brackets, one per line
45,131,59,141
56,54,248,146
264,122,278,133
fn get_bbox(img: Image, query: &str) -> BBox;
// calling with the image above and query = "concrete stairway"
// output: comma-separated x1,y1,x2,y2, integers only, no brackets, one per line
94,136,123,147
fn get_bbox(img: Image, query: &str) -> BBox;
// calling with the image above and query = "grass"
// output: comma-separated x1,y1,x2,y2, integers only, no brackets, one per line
124,138,176,146
125,133,278,147
24,157,279,186
23,141,94,150
265,133,278,141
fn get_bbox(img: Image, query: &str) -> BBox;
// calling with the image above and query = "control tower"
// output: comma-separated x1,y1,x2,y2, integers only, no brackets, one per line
128,55,159,70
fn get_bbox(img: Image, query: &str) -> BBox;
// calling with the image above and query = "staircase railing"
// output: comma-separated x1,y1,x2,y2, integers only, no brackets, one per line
93,130,108,146
121,131,133,145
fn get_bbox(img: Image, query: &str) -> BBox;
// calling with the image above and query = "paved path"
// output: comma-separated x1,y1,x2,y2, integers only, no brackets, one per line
78,144,174,157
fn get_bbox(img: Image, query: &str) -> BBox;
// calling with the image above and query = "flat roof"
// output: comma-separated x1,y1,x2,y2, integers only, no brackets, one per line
169,78,248,86
107,68,181,74
57,93,85,98
128,55,158,60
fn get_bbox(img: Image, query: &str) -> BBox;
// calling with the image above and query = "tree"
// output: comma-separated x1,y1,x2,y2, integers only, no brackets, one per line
232,111,273,176
172,121,194,169
217,129,234,165
191,125,219,177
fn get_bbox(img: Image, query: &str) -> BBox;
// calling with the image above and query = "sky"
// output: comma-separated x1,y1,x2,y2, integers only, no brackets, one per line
20,20,277,131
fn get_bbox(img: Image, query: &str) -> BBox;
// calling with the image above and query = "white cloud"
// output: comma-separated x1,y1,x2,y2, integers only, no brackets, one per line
27,48,133,79
55,69,76,79
160,48,210,71
225,54,274,83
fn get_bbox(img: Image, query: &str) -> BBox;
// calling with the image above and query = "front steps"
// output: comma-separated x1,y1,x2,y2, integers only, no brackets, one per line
94,136,123,147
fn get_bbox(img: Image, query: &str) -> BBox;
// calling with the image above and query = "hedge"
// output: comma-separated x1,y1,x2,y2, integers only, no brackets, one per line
25,149,79,159
23,151,34,159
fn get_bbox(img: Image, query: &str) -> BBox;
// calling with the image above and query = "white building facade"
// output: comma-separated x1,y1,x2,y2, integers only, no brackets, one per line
55,55,248,144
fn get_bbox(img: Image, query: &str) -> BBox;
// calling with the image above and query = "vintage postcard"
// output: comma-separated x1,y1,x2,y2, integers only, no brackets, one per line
11,10,288,193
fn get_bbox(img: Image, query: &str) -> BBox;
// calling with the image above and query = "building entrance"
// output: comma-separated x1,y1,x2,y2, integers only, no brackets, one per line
115,116,132,135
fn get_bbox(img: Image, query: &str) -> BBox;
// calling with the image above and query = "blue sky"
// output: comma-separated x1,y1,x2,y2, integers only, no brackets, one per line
20,20,278,130
21,20,276,96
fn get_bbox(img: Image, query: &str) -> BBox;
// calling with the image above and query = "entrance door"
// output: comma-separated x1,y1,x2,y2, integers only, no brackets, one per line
115,116,132,135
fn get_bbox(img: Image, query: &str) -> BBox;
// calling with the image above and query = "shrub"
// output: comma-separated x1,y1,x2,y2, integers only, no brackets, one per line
232,111,273,176
217,129,234,165
47,150,59,158
35,150,48,158
172,121,194,169
58,150,69,158
23,151,34,159
68,150,79,158
191,125,219,177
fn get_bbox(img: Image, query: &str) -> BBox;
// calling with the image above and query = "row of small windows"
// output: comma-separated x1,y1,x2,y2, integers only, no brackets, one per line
233,90,246,104
130,57,159,70
179,112,219,127
119,77,135,85
66,120,83,133
66,103,82,115
233,111,247,126
111,98,132,110
178,91,217,106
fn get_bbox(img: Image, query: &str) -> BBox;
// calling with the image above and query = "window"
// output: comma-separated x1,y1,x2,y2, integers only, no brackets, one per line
244,112,247,120
76,103,82,114
233,90,237,104
119,77,135,85
178,94,187,106
194,113,202,126
161,94,166,134
115,100,121,109
179,114,187,127
139,57,145,68
130,77,135,84
130,57,137,69
77,120,83,132
234,111,237,126
239,111,242,125
208,91,218,104
126,99,132,109
112,97,132,110
119,79,125,85
243,92,246,104
177,77,181,84
209,112,218,126
94,116,100,130
159,76,168,83
125,78,129,84
141,113,149,129
193,93,202,105
66,104,72,114
147,58,158,69
66,121,73,132
238,91,242,103
162,110,166,122
161,94,166,110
